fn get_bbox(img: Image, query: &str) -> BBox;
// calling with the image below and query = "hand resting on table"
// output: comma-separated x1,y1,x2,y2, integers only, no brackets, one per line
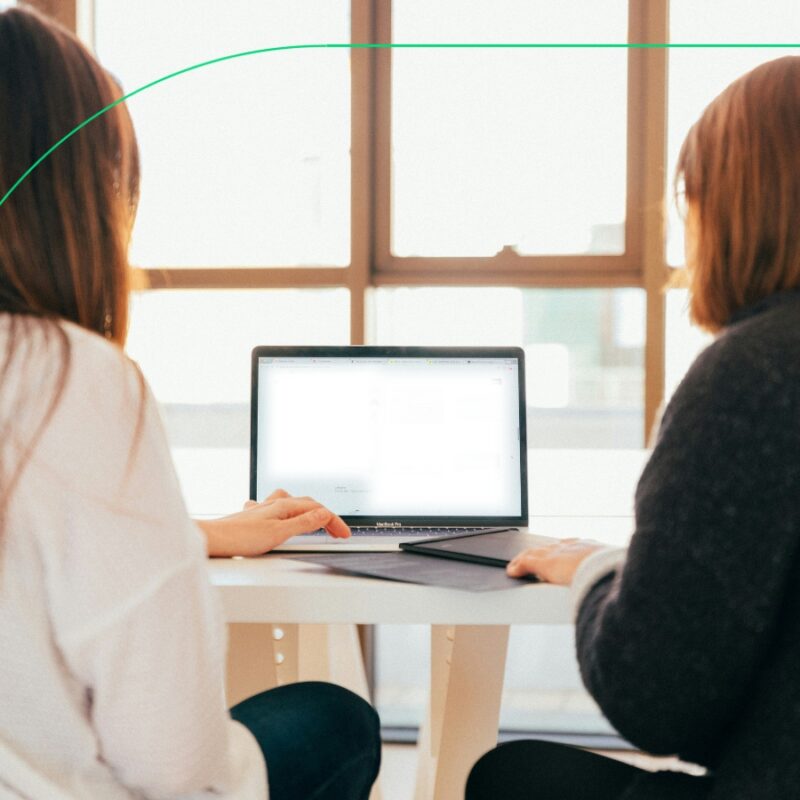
506,537,607,585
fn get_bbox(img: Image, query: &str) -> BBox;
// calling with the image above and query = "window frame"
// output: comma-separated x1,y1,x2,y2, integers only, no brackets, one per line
22,0,669,440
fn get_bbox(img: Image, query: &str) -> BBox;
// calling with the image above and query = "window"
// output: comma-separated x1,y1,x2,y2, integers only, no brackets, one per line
389,1,628,259
95,0,351,268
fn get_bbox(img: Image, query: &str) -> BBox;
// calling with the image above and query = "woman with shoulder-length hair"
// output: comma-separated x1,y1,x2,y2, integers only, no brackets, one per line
0,7,379,799
467,56,800,800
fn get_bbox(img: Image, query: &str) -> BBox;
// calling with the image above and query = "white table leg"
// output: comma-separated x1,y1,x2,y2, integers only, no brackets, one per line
414,625,510,800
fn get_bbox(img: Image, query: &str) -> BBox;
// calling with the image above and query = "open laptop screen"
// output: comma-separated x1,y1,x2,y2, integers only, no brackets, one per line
251,347,527,526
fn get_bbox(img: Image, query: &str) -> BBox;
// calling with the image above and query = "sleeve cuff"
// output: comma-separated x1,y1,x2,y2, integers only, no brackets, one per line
570,546,627,621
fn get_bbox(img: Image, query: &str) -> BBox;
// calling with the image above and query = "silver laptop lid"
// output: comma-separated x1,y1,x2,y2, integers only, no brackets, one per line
251,346,528,527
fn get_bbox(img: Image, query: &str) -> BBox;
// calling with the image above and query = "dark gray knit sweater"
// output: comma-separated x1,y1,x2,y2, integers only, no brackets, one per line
576,289,800,799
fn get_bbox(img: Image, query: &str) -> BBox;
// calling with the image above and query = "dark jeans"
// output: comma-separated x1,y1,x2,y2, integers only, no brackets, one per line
466,740,711,800
230,681,381,800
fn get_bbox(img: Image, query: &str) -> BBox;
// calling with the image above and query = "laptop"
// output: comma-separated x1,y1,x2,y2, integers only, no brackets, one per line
251,346,529,551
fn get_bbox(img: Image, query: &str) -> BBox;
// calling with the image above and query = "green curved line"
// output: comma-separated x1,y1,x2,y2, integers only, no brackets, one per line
2,40,799,210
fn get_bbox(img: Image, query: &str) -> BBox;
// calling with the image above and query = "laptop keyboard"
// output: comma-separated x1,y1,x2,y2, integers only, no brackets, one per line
309,527,503,537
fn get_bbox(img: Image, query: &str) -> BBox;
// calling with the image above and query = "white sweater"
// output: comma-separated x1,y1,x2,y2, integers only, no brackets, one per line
0,318,266,799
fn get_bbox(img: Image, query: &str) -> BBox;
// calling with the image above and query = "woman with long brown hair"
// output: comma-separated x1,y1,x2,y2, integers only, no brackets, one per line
0,7,379,799
467,56,800,799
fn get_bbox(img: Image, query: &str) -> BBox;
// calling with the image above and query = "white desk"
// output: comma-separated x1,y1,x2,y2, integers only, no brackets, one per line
197,450,647,800
210,551,572,627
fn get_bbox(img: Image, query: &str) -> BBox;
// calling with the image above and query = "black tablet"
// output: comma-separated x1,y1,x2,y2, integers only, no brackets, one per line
400,529,546,568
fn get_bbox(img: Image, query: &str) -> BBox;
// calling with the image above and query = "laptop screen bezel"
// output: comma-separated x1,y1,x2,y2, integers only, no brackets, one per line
250,345,529,527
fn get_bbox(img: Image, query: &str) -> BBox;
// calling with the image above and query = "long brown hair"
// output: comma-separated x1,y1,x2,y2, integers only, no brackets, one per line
0,6,140,525
676,56,800,332
0,6,139,338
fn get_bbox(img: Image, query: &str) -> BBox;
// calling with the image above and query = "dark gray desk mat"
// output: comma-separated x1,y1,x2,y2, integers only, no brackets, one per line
288,552,538,592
